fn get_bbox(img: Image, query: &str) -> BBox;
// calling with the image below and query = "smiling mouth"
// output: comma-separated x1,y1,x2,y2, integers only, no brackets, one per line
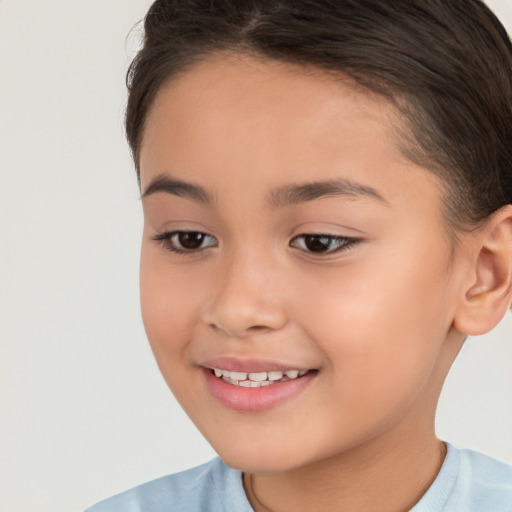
210,368,313,387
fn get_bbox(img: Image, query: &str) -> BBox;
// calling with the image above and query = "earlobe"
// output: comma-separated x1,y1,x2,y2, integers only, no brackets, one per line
454,205,512,336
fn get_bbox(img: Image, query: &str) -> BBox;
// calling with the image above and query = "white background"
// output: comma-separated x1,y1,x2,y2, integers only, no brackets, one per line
1,1,511,511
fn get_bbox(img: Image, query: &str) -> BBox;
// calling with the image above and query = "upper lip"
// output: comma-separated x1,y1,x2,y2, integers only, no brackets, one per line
201,356,313,373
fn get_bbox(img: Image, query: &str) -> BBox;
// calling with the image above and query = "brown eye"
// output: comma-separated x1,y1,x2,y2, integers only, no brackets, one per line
290,234,359,254
154,230,217,253
303,235,332,253
177,232,207,249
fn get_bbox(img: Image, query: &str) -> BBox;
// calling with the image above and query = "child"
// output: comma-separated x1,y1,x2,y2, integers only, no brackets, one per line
87,0,512,510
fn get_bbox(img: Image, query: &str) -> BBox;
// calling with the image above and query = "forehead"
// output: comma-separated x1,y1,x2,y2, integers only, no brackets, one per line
141,55,401,174
139,53,442,219
151,52,386,116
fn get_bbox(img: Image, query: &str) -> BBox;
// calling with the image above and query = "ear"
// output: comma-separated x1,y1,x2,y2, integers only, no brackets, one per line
454,205,512,336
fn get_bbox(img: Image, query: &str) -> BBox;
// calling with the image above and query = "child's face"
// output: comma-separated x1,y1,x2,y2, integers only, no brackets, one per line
139,54,468,472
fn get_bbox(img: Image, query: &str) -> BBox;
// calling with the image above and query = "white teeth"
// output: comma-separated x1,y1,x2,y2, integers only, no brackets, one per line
229,371,248,381
239,380,272,387
211,367,310,386
248,372,267,382
221,369,247,381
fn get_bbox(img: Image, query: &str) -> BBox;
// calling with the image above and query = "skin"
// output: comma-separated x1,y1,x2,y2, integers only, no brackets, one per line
138,54,512,511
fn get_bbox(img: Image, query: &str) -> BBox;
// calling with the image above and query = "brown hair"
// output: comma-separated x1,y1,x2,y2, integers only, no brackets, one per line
126,0,512,232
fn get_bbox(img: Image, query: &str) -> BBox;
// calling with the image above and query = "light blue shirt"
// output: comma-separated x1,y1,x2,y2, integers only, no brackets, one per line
85,443,512,511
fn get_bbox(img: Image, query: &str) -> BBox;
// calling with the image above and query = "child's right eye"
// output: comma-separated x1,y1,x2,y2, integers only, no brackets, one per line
153,231,218,254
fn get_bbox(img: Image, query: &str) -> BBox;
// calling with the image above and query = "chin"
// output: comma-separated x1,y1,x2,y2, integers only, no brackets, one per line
220,451,300,474
208,434,315,474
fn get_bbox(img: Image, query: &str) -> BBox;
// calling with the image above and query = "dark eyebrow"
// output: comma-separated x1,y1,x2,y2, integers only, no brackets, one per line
142,174,386,208
267,178,388,209
142,174,213,204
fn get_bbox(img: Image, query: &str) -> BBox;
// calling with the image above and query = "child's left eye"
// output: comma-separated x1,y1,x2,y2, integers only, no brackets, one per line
290,234,359,254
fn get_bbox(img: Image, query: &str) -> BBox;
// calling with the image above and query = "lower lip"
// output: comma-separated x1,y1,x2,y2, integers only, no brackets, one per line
202,368,317,413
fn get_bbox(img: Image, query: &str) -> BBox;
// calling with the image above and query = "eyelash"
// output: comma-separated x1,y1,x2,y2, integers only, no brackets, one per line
153,231,217,254
289,234,359,255
153,231,360,256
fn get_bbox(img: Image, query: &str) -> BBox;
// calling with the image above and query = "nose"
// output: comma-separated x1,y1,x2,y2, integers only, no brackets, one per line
202,251,288,338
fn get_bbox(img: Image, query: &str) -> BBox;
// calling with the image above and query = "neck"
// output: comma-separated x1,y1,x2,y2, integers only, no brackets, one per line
244,428,446,512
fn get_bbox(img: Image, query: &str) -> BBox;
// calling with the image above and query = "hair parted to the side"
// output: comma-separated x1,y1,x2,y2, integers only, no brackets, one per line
126,0,512,234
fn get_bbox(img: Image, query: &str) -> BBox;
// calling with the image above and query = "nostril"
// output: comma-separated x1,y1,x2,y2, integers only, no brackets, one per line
203,292,288,337
208,323,269,337
248,325,270,332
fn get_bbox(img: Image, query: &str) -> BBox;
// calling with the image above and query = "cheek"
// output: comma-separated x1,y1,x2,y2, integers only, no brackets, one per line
294,243,454,395
139,245,204,359
297,255,448,337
